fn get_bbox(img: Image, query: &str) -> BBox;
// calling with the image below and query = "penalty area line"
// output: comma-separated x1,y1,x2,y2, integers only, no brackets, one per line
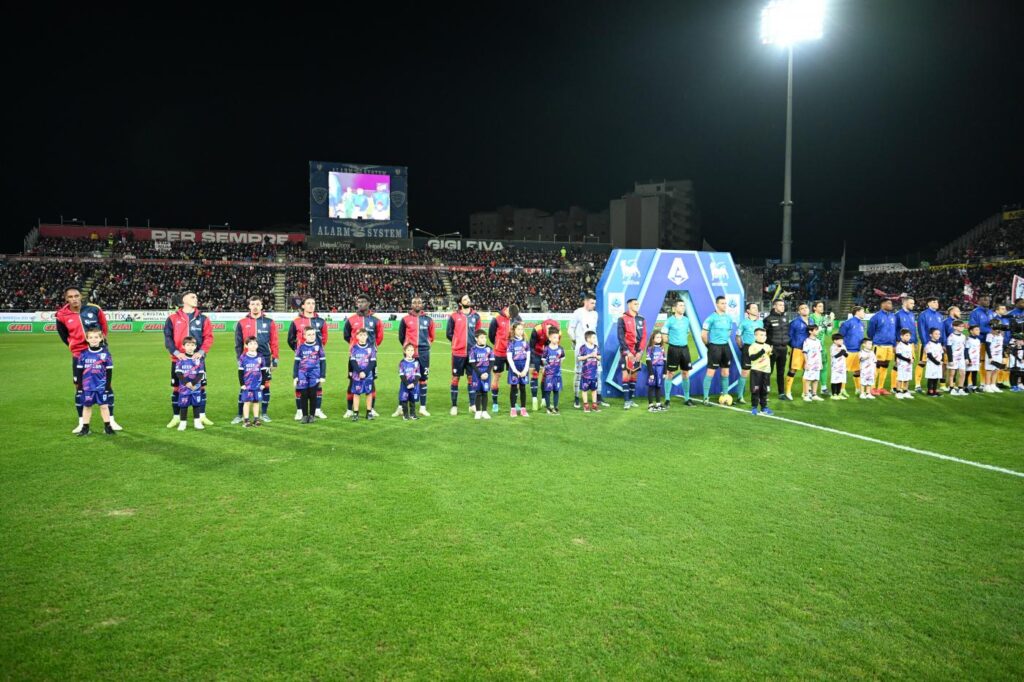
716,404,1024,479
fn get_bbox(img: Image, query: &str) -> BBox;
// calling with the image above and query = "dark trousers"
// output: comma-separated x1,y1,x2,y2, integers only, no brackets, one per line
770,346,788,393
751,370,770,409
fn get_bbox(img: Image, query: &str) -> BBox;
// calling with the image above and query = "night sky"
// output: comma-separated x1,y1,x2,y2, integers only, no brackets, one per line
4,1,1021,260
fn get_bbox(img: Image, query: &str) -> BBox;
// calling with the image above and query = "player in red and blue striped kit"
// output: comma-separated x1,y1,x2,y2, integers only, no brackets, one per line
487,304,521,413
343,295,384,417
293,326,326,423
468,329,494,420
288,297,329,420
446,294,482,415
174,336,208,431
398,344,422,420
396,296,435,417
528,315,560,410
74,327,115,436
348,328,378,420
233,296,279,422
164,292,213,429
541,328,566,415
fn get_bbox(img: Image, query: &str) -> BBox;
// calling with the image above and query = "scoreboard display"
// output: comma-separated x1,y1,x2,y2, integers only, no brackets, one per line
309,161,408,239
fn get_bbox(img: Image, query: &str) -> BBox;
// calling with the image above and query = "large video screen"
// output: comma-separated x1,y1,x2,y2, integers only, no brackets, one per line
329,172,391,220
309,161,408,239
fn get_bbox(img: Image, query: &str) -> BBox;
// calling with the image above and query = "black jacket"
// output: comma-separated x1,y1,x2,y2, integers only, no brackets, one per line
764,311,789,347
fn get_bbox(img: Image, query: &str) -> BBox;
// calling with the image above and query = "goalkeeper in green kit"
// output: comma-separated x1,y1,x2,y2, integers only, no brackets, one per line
810,301,835,395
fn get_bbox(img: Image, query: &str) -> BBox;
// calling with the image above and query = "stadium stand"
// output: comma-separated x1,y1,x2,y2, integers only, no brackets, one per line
851,262,1019,309
89,262,277,311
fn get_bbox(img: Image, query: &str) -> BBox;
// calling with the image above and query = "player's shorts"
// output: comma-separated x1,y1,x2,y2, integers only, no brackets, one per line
830,369,847,385
491,356,508,374
985,355,1004,371
240,388,263,403
177,390,203,408
542,375,563,392
82,390,106,407
948,354,966,371
707,343,731,370
469,374,491,393
451,355,469,377
896,365,913,382
859,368,876,386
418,351,431,380
507,361,529,385
788,347,805,371
350,377,374,395
666,344,691,372
647,367,665,388
399,384,421,403
295,372,321,390
619,352,640,375
846,353,860,373
740,345,751,371
580,377,598,392
803,369,821,382
874,345,895,364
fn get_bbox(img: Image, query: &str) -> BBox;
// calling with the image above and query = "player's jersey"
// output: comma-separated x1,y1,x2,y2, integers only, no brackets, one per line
288,314,328,350
399,312,435,356
789,317,810,350
295,342,326,381
531,318,561,356
617,313,647,354
56,304,109,357
947,332,966,368
859,349,876,386
896,341,914,370
830,345,847,379
344,312,384,349
468,344,494,376
579,344,601,382
802,338,823,371
235,314,279,360
164,308,214,359
349,343,377,375
542,345,565,378
447,310,483,357
399,358,421,383
488,311,520,357
703,312,734,345
966,336,981,370
647,344,666,370
924,341,944,379
894,308,918,344
867,310,897,346
77,347,112,392
985,332,1004,361
174,355,206,387
507,338,530,372
238,353,266,391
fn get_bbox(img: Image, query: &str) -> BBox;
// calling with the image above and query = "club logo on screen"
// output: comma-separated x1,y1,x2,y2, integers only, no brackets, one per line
311,187,328,205
667,257,689,286
710,259,730,286
391,191,406,208
620,259,641,285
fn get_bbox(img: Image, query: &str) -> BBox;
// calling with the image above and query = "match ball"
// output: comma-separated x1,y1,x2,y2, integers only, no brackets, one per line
718,394,734,406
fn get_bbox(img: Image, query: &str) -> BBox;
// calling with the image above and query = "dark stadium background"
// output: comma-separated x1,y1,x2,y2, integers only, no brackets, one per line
2,1,1021,259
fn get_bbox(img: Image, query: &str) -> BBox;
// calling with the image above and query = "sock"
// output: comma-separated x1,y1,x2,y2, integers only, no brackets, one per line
736,376,746,399
785,374,794,395
543,390,550,408
682,375,690,400
552,391,560,409
510,386,518,408
316,389,323,411
530,375,538,398
261,386,270,416
492,385,499,406
75,390,84,418
402,400,410,418
200,390,207,416
295,391,303,412
875,365,886,389
450,379,459,407
107,391,115,417
347,393,353,411
703,374,713,400
171,389,179,417
419,382,428,406
853,373,860,392
519,385,527,407
914,363,923,387
179,404,189,419
237,389,244,416
470,391,478,411
648,389,654,405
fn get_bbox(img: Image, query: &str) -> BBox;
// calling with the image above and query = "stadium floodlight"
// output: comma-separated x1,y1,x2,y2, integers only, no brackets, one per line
760,0,824,46
761,0,825,264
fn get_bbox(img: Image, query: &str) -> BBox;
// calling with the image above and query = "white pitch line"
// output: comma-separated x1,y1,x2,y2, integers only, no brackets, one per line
716,404,1024,479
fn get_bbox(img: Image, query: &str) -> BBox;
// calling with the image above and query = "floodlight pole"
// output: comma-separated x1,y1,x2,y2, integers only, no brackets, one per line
781,45,794,264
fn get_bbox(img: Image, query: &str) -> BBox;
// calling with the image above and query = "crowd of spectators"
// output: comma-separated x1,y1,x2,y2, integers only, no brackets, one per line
759,263,839,303
851,262,1019,310
0,259,94,311
938,218,1024,264
89,263,276,311
110,238,297,262
446,270,594,312
286,268,447,312
28,237,106,258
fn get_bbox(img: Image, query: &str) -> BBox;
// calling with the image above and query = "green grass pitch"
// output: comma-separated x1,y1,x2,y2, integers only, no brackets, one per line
1,333,1022,679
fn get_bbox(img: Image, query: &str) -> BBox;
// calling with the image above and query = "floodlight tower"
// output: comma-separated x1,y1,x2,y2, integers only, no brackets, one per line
761,0,824,264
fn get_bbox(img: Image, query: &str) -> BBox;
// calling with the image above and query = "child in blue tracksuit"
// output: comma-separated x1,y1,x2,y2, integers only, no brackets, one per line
646,330,667,412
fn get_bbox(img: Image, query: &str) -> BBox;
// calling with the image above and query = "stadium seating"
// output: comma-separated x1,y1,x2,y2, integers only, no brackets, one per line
851,262,1019,309
89,262,277,312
